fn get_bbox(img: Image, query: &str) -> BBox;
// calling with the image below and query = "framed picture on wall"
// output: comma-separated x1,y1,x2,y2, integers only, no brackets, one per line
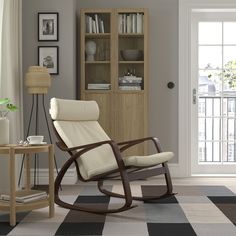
38,46,59,75
38,12,59,41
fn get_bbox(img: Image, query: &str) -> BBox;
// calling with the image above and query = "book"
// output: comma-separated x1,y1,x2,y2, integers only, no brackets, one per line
119,83,142,86
87,83,111,90
85,16,93,33
92,20,96,33
136,13,143,34
94,14,99,33
127,14,132,33
119,76,143,83
132,14,137,33
122,14,126,33
119,86,141,90
118,14,123,33
100,20,105,33
0,190,48,203
0,195,47,203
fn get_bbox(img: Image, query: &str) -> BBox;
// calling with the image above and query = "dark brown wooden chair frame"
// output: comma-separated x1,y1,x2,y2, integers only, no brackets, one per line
52,122,174,214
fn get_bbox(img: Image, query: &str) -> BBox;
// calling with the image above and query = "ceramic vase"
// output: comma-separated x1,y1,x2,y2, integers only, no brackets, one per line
0,117,9,145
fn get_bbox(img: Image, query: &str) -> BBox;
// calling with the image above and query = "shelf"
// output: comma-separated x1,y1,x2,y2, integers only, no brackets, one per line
0,190,49,212
85,33,110,38
119,33,144,38
85,61,110,64
119,61,144,64
84,90,112,93
116,90,144,94
81,8,148,156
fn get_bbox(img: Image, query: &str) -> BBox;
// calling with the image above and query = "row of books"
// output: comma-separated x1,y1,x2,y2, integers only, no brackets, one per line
119,76,142,90
118,13,143,34
0,191,48,204
85,14,105,34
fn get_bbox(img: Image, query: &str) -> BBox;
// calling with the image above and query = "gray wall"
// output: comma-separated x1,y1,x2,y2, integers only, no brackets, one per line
77,0,179,162
22,0,77,168
22,0,178,167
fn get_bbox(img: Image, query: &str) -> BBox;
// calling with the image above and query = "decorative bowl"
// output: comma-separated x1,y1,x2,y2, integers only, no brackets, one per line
120,49,143,61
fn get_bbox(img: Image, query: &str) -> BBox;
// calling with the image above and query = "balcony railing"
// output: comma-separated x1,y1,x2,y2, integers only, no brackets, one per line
198,95,236,163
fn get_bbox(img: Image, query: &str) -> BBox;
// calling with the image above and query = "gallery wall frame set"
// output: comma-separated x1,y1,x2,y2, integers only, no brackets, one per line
38,12,59,75
38,12,59,41
38,46,59,75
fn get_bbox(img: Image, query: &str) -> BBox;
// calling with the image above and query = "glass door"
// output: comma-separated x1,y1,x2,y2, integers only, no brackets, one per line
191,12,236,174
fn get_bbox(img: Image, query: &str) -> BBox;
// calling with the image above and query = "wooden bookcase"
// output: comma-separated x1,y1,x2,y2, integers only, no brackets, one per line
80,8,148,155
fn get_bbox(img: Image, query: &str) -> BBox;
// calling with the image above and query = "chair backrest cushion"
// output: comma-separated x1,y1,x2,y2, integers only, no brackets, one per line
50,98,118,180
50,97,99,121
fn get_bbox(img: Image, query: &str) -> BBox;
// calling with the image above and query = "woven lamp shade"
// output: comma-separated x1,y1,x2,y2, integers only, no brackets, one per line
25,66,51,94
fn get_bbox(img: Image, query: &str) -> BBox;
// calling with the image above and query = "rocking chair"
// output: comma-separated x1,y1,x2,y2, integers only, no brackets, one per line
49,98,174,213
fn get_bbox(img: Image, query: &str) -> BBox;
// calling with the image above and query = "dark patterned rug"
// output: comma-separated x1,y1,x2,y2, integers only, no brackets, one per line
1,185,236,235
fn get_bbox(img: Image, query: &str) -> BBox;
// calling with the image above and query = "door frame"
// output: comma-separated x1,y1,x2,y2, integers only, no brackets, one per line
178,0,236,177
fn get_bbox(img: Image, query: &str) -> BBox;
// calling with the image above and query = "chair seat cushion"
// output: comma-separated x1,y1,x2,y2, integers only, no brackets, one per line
123,152,174,167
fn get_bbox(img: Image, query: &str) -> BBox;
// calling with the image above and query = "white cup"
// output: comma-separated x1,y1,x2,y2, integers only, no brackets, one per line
27,135,44,144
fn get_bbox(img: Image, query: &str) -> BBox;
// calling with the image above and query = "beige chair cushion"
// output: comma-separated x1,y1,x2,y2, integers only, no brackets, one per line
124,152,174,167
54,120,118,180
50,97,99,121
50,98,174,180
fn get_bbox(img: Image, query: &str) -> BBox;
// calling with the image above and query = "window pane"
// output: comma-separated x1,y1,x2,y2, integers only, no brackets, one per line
199,46,222,69
228,119,235,141
223,70,236,93
206,99,213,116
213,118,220,140
227,142,236,162
198,142,206,162
213,98,221,116
199,22,222,45
222,118,228,141
224,22,236,45
223,46,236,66
227,98,236,117
206,118,213,140
198,118,205,140
198,98,205,116
206,142,213,161
213,142,220,162
199,70,221,95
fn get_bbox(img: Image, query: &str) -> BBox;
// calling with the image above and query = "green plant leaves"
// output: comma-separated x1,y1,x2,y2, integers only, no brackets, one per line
0,98,18,117
0,98,10,105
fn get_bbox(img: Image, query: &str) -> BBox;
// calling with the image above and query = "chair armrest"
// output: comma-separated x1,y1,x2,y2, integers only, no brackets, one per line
56,140,114,152
118,137,162,153
58,139,126,180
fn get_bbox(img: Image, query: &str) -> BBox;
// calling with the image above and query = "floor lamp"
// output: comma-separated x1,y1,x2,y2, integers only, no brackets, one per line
18,66,59,187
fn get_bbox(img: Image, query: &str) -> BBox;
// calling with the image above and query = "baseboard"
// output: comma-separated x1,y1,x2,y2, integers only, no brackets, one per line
168,163,187,177
29,167,77,185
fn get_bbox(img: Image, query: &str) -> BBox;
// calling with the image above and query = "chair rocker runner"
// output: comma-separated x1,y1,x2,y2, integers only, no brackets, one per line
50,98,174,214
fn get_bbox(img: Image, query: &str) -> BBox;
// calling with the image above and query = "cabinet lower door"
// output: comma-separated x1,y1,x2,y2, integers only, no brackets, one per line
82,93,112,137
113,93,146,156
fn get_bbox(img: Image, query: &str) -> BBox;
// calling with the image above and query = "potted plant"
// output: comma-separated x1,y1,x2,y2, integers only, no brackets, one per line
0,98,18,145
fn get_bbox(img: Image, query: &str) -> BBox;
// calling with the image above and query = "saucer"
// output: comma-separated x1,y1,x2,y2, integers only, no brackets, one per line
29,142,47,146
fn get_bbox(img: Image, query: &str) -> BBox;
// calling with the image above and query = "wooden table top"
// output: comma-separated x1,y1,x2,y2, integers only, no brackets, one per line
0,144,52,155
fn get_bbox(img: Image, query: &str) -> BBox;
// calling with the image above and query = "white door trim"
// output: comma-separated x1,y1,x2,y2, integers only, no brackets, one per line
178,0,236,177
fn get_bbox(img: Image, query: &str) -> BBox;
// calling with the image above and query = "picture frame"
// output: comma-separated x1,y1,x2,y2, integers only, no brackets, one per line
38,12,59,41
38,46,59,75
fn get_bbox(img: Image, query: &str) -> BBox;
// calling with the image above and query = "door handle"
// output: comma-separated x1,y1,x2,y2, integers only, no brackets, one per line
193,88,197,104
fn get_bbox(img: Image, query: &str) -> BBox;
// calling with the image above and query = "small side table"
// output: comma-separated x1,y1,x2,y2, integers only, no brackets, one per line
0,144,54,226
